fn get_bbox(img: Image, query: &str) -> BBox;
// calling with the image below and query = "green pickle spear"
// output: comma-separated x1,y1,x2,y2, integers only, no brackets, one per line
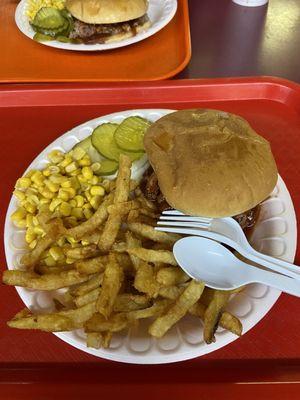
114,116,151,152
92,123,144,162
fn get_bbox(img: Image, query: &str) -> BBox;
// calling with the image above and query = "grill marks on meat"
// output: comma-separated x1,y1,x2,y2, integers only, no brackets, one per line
70,14,149,44
141,167,261,231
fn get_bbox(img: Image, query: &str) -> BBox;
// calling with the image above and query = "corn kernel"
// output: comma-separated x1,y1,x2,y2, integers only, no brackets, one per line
65,161,78,174
91,162,101,173
82,203,92,210
26,214,34,227
41,189,55,200
31,170,44,185
59,155,72,168
49,246,64,261
16,177,31,189
48,174,65,184
48,165,61,174
43,168,51,177
90,185,105,196
59,202,72,216
61,180,72,188
28,239,37,249
64,187,76,199
49,198,62,212
23,202,37,214
40,198,50,205
13,190,26,202
26,187,38,196
25,230,37,244
70,177,80,190
83,208,93,219
77,174,85,183
58,189,70,202
85,191,92,202
90,195,101,210
27,194,40,206
72,146,86,160
33,226,44,236
78,157,91,167
44,255,56,266
32,216,39,226
66,235,78,245
81,183,90,192
45,180,60,193
11,207,27,221
69,199,77,208
74,195,84,208
71,207,84,219
82,166,93,180
69,169,81,176
48,150,64,164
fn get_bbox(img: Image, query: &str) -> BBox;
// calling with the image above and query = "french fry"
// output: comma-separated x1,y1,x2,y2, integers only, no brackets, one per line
156,267,190,286
158,286,185,300
75,256,108,274
107,200,139,215
134,261,160,297
113,294,150,312
98,155,132,252
96,255,124,318
134,188,157,211
67,193,113,240
203,290,231,344
8,302,96,331
127,299,172,320
127,248,177,266
85,312,128,333
64,244,100,260
21,236,53,268
125,232,142,270
149,281,205,338
70,273,103,296
127,223,180,245
86,332,102,349
74,287,101,308
3,269,89,290
35,264,74,275
189,302,242,336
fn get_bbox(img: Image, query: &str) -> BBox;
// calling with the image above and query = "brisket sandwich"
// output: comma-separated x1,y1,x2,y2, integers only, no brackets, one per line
66,0,151,44
142,109,278,233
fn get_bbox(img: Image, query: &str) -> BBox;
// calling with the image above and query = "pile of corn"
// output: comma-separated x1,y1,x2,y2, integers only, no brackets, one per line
26,0,65,21
11,147,108,266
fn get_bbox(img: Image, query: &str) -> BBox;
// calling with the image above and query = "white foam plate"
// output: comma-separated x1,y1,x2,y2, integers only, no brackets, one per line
15,0,177,51
4,109,297,364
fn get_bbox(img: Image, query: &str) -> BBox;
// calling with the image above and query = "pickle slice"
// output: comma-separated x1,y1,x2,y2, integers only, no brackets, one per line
95,160,119,176
92,123,145,162
32,7,65,29
92,123,120,161
114,116,151,152
33,33,53,42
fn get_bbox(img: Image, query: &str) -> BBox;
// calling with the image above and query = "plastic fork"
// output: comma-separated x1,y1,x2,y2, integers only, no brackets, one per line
156,210,300,280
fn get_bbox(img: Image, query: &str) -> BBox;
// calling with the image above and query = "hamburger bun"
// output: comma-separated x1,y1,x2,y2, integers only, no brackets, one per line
104,20,151,43
144,109,278,218
65,0,149,24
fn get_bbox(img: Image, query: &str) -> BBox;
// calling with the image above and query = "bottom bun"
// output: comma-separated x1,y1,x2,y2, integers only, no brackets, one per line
104,20,151,43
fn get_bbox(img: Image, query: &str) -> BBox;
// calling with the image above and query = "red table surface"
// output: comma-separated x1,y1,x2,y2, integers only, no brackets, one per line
0,77,300,398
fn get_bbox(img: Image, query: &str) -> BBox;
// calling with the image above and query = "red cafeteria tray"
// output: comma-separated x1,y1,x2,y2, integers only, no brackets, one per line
0,77,300,399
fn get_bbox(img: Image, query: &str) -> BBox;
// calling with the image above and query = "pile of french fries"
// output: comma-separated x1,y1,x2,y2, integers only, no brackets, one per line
3,154,242,349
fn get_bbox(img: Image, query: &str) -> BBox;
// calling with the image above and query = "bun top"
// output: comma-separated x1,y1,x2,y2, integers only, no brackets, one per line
65,0,148,24
144,109,278,218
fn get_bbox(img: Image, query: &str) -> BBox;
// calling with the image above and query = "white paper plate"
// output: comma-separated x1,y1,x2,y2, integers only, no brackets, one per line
15,0,177,51
4,109,297,364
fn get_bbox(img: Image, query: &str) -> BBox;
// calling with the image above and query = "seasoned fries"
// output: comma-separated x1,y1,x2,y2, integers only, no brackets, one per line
3,149,244,351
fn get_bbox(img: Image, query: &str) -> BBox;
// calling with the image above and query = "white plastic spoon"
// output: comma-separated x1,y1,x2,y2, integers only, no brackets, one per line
173,236,300,297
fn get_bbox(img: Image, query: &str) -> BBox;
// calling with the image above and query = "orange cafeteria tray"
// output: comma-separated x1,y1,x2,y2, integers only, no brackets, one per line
1,0,191,83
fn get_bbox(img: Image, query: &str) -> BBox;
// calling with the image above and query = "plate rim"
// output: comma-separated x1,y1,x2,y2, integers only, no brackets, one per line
4,109,298,364
15,0,178,52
